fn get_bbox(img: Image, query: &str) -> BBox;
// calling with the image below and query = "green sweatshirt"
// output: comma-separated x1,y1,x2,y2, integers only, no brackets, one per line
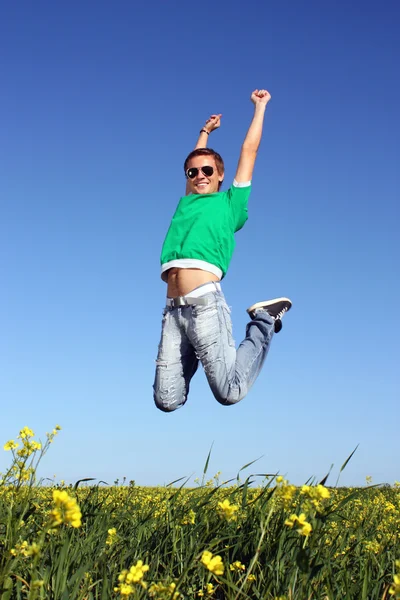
160,181,251,280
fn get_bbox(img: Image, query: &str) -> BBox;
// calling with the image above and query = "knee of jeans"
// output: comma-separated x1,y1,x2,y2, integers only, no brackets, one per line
212,384,247,406
153,390,177,412
153,386,185,413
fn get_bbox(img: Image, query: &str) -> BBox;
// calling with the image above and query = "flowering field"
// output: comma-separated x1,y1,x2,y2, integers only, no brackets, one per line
0,427,399,599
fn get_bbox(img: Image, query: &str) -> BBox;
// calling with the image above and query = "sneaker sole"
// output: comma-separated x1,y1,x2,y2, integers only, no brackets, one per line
246,297,292,315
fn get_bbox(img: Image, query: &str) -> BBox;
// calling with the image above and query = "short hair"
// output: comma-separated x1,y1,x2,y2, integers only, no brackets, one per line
184,148,225,177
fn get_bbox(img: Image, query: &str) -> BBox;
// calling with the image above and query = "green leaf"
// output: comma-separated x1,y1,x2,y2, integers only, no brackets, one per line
319,464,334,486
236,456,263,476
296,547,311,574
339,445,359,472
73,478,96,490
202,444,214,476
166,476,189,487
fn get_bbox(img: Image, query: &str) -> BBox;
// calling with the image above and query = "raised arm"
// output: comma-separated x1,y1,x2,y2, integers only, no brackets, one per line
234,90,271,183
194,113,222,149
185,114,222,194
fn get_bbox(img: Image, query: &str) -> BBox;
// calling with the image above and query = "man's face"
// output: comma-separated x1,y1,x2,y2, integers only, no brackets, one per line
186,155,224,194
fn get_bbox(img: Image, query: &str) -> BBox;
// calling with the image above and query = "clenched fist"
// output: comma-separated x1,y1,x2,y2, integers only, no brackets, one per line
250,89,271,106
203,113,222,133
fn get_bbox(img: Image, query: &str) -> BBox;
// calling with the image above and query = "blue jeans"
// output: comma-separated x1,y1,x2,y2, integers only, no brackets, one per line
153,288,275,412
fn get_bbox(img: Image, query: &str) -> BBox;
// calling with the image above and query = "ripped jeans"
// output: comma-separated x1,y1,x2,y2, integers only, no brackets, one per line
153,286,275,412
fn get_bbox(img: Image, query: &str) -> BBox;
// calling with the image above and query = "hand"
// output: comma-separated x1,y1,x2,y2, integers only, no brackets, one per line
203,113,222,133
250,89,271,106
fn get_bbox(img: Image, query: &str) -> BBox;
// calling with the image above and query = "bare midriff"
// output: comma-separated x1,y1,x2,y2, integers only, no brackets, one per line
166,268,220,298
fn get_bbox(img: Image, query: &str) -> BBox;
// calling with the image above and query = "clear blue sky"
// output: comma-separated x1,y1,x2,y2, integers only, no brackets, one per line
1,1,399,487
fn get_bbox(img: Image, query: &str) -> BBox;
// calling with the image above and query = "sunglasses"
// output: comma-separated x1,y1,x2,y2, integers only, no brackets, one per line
186,166,214,179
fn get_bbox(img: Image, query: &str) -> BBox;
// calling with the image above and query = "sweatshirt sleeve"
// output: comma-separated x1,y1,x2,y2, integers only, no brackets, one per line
226,180,251,231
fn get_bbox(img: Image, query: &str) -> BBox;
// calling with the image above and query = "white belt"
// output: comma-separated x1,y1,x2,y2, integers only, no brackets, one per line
166,282,221,308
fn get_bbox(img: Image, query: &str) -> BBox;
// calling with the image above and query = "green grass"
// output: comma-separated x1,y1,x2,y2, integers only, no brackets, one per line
0,428,399,599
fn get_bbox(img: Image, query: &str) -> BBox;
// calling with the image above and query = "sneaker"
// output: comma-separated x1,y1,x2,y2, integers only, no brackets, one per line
246,297,292,333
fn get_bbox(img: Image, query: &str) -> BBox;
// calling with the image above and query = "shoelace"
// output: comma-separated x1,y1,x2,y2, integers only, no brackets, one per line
275,306,288,320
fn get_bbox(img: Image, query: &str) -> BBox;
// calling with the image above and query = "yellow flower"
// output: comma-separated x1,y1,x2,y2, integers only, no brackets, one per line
197,582,215,597
300,483,330,507
115,561,149,595
10,541,31,557
106,527,117,545
390,574,400,597
46,425,62,443
217,499,239,521
148,582,180,599
280,484,297,506
182,509,196,525
285,513,312,536
3,440,19,451
19,427,34,439
247,574,256,582
200,551,224,575
230,560,245,572
17,439,42,458
125,560,149,583
389,561,400,597
364,540,381,554
26,542,40,557
315,484,330,499
114,582,134,597
285,513,298,527
51,490,82,528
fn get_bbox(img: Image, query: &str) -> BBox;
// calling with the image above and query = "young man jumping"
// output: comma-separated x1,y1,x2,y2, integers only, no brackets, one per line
153,89,292,412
